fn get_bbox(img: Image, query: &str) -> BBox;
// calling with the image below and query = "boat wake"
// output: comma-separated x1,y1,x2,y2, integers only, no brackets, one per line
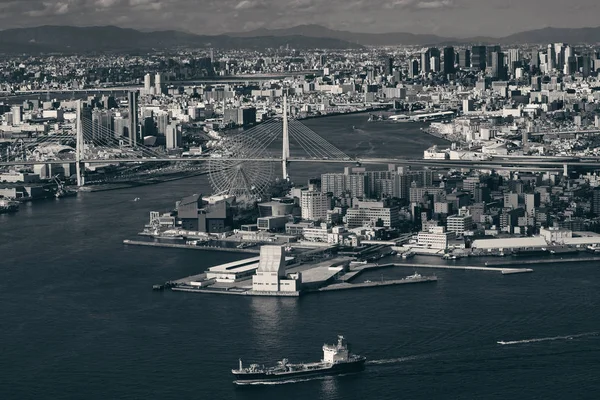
367,354,431,365
497,332,598,346
234,374,350,386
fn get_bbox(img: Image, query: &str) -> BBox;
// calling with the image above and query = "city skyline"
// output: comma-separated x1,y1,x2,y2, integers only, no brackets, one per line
0,0,599,38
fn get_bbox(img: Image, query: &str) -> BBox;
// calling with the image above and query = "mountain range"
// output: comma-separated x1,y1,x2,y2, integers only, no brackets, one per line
0,25,600,54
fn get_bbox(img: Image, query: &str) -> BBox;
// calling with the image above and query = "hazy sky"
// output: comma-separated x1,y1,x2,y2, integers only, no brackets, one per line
0,0,599,37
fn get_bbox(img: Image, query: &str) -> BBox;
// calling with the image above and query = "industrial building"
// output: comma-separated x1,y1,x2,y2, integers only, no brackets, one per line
252,246,301,293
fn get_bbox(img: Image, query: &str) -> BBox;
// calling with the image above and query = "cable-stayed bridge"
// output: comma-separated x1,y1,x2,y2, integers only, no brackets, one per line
0,98,596,198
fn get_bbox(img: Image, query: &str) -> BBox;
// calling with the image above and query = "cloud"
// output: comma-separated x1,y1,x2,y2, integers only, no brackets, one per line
416,0,453,9
234,0,265,10
96,0,120,7
384,0,454,10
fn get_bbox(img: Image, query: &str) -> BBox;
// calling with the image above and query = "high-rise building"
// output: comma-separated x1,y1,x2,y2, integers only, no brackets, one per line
91,109,114,143
443,46,455,75
420,48,440,74
486,45,501,69
127,91,139,146
471,46,487,70
319,54,327,67
458,49,471,69
409,59,420,78
525,193,540,216
166,123,182,149
154,72,163,95
491,52,507,80
301,190,331,221
385,57,394,76
144,73,153,94
547,44,556,71
507,49,521,73
530,49,540,71
10,105,22,125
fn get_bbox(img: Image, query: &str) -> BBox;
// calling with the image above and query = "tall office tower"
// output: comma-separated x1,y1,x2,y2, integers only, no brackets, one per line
430,55,441,73
144,73,152,93
443,46,455,75
91,109,114,143
486,45,501,68
385,57,394,76
127,91,139,147
209,48,214,63
581,55,592,77
547,44,555,71
458,49,470,69
507,49,521,73
409,59,420,78
530,49,540,71
154,72,163,95
319,54,326,67
471,46,487,70
420,50,431,74
554,43,565,70
491,52,507,80
420,47,440,74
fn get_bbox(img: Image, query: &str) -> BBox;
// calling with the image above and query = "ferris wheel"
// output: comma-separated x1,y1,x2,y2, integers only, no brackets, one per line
207,133,275,201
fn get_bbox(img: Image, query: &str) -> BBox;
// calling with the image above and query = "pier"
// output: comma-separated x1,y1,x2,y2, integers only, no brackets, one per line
122,239,260,254
485,256,600,267
318,276,437,292
350,262,533,275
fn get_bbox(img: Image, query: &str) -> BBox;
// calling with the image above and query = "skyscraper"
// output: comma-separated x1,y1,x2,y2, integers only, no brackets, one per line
144,73,152,94
471,46,487,70
409,59,419,79
127,91,139,147
547,44,556,71
530,49,540,72
491,52,507,80
486,45,501,69
154,72,163,95
458,49,471,69
385,57,394,76
443,47,455,75
420,48,440,74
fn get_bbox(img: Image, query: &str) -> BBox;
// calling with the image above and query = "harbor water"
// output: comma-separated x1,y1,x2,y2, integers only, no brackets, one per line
1,115,599,399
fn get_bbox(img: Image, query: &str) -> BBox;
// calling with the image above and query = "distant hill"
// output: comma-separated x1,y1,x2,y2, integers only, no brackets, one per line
498,27,600,44
1,25,599,54
230,24,600,46
0,25,362,54
229,24,451,46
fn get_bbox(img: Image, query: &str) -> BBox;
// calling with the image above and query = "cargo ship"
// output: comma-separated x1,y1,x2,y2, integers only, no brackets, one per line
232,335,366,384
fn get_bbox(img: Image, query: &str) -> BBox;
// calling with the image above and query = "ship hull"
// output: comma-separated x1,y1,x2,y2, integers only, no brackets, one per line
233,358,366,383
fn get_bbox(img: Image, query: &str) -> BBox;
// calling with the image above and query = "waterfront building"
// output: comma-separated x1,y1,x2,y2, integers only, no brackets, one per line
176,194,232,233
321,167,368,198
252,246,300,293
447,214,473,235
417,226,456,250
540,226,572,244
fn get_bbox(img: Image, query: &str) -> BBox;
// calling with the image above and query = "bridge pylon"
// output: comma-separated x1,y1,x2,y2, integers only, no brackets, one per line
282,94,290,181
75,100,85,187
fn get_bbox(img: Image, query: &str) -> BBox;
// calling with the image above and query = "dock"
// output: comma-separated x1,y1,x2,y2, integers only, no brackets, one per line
318,276,437,292
122,239,260,254
346,262,532,275
485,256,600,267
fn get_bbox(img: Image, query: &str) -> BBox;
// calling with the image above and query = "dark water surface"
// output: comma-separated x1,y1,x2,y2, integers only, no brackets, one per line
1,118,599,399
